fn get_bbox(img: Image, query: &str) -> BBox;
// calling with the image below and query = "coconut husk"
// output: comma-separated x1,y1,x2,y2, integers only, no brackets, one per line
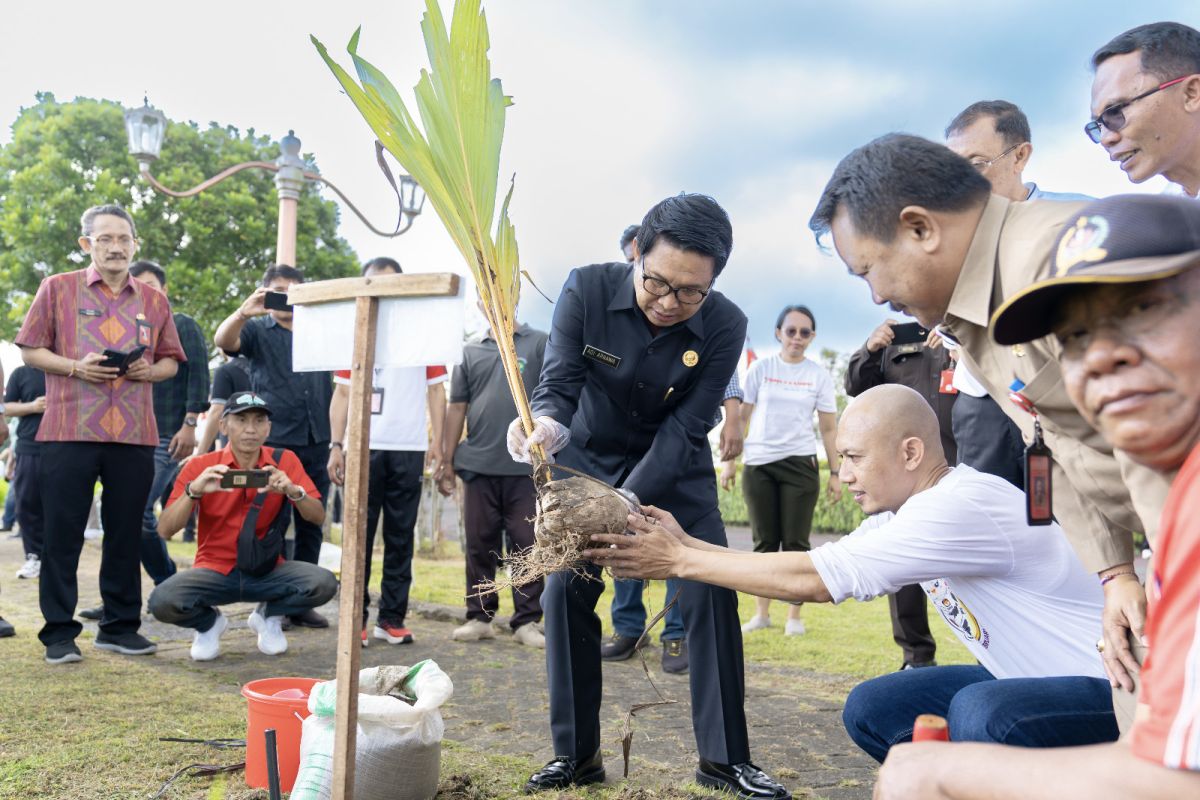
474,476,629,596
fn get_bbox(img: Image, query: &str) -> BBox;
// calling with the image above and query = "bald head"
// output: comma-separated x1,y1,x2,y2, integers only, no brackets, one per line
838,384,949,514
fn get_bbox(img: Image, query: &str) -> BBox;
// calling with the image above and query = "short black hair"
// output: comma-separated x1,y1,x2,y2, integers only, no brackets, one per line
619,224,640,251
945,100,1031,148
1093,22,1200,80
81,204,137,239
129,260,166,287
775,304,816,331
635,194,734,277
362,256,402,276
809,134,992,244
261,264,305,286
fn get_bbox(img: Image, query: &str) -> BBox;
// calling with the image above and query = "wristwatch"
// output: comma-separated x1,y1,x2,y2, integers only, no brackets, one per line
329,441,343,450
288,486,308,503
184,482,202,500
183,417,198,428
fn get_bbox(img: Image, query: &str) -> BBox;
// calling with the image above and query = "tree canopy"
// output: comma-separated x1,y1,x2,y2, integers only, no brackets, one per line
0,93,360,343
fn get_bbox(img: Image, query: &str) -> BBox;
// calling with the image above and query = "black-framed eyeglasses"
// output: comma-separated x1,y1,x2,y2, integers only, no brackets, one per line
1085,75,1191,143
637,261,712,305
969,142,1023,172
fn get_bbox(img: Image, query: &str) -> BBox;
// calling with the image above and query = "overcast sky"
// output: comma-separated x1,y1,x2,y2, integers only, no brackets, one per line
1,0,1194,365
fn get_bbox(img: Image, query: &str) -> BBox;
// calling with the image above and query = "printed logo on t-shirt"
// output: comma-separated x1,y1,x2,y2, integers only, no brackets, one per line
517,357,527,374
925,578,990,649
763,377,815,389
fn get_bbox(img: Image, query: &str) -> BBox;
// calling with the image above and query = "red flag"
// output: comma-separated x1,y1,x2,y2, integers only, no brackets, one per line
744,335,758,368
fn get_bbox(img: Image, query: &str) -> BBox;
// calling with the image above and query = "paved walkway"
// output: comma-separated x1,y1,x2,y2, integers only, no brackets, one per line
0,532,875,799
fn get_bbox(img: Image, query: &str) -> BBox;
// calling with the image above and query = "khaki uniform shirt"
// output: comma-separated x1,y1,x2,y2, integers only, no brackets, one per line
943,195,1170,572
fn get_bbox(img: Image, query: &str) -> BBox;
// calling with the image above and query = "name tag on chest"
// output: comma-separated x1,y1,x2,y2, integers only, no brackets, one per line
371,387,384,415
582,344,621,369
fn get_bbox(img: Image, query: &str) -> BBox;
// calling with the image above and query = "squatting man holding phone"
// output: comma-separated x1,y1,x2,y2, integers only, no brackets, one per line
148,393,336,661
586,384,1119,760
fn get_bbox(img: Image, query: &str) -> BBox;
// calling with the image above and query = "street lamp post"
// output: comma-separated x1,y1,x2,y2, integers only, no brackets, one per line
123,98,426,265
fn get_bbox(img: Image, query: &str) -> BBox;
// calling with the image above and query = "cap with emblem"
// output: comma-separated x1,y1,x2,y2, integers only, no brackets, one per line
990,194,1200,346
221,392,274,418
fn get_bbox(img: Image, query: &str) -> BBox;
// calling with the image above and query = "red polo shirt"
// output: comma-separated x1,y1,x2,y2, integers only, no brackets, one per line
168,445,320,575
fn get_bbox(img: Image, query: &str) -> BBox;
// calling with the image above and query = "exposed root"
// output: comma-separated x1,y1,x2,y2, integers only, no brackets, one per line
474,476,628,596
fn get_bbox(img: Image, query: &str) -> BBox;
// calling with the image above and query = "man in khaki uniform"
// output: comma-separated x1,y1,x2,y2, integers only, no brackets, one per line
807,133,1170,694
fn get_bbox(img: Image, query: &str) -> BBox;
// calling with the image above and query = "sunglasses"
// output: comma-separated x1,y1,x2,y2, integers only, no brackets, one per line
1085,75,1190,143
782,327,814,339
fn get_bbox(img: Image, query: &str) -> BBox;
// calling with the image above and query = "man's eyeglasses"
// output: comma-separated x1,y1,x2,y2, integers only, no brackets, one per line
969,142,1023,172
87,235,137,249
1084,75,1191,143
782,326,814,339
638,262,711,305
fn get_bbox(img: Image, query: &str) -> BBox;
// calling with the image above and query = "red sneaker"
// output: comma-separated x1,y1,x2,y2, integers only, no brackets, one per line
361,628,369,648
373,622,414,644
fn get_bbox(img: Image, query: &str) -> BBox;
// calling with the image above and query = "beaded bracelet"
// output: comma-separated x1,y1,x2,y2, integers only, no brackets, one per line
1100,570,1137,586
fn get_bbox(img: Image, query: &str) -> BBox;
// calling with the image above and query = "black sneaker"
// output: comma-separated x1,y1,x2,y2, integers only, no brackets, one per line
287,608,329,629
94,631,157,655
600,633,642,662
661,638,689,674
0,616,14,638
46,641,83,664
78,605,104,621
900,659,937,671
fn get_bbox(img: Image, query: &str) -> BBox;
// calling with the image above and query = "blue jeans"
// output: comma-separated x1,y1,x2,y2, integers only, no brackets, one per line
611,578,685,642
148,562,338,633
842,665,1119,763
139,435,179,585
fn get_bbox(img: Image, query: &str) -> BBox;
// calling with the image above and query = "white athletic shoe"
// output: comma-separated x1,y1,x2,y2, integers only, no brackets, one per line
741,615,771,633
784,619,807,637
190,613,228,661
451,618,496,641
248,608,288,655
512,622,546,649
15,553,40,580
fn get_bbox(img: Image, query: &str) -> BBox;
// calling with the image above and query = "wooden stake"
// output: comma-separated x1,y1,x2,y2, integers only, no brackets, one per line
331,294,379,800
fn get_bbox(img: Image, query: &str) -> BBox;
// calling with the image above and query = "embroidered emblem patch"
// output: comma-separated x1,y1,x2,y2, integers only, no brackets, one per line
1055,215,1110,276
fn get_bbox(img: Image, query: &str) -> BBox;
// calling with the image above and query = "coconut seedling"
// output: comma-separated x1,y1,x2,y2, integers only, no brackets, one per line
312,0,629,592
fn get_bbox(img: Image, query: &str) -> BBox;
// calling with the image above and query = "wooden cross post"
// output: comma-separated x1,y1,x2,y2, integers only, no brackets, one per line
287,271,461,800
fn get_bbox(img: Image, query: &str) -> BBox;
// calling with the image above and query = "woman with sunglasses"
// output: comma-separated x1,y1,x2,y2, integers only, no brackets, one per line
725,305,840,636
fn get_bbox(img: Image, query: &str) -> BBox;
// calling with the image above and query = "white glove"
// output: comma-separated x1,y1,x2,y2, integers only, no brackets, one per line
506,416,571,464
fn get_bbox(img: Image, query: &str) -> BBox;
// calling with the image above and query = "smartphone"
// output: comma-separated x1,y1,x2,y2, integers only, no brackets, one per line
890,322,930,346
220,469,270,489
263,291,293,312
99,345,148,375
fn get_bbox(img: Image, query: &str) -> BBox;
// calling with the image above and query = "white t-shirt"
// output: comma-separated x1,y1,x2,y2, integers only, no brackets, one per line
809,465,1104,680
742,355,837,465
334,366,448,452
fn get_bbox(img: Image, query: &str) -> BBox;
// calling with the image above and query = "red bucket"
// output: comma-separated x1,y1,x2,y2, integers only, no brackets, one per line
242,677,320,791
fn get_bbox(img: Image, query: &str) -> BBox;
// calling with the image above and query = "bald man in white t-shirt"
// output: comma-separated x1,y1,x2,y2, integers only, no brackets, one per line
585,384,1117,762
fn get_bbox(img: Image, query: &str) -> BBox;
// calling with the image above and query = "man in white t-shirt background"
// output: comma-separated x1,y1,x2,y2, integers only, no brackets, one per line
326,256,447,647
585,384,1117,762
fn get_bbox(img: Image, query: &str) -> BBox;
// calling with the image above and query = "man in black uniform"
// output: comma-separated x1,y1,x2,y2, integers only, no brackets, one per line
845,319,956,671
508,194,789,799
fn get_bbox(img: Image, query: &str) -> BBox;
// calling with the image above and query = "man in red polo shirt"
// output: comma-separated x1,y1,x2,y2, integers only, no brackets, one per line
148,393,335,661
16,204,185,665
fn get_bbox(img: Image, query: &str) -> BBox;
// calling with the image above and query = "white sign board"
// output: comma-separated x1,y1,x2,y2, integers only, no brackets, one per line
290,294,465,372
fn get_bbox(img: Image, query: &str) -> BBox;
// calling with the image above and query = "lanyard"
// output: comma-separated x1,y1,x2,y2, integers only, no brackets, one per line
1009,380,1054,526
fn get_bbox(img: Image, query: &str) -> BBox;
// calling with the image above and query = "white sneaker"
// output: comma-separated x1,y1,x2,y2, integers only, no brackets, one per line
248,608,288,655
451,618,496,641
784,619,807,637
15,554,40,579
741,615,771,633
512,622,545,649
190,613,228,661
83,528,103,540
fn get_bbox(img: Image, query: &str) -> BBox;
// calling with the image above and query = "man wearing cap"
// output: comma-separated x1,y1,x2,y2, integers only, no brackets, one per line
808,134,1169,699
1088,22,1200,196
148,393,336,662
870,194,1200,800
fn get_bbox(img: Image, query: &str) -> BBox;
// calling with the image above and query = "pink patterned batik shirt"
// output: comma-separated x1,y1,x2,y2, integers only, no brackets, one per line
15,265,186,446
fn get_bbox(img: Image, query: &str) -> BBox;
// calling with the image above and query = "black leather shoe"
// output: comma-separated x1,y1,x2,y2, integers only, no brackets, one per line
287,608,329,629
78,605,104,621
661,638,689,674
523,752,604,793
900,659,937,671
600,633,642,661
696,759,791,800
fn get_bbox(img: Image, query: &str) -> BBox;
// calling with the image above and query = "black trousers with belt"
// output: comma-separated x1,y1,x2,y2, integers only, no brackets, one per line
362,449,424,627
543,508,748,763
38,442,154,646
462,473,542,629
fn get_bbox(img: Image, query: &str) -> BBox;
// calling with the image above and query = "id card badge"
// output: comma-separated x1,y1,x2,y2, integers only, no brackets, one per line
1023,420,1054,526
939,369,958,395
136,319,153,347
370,386,384,415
